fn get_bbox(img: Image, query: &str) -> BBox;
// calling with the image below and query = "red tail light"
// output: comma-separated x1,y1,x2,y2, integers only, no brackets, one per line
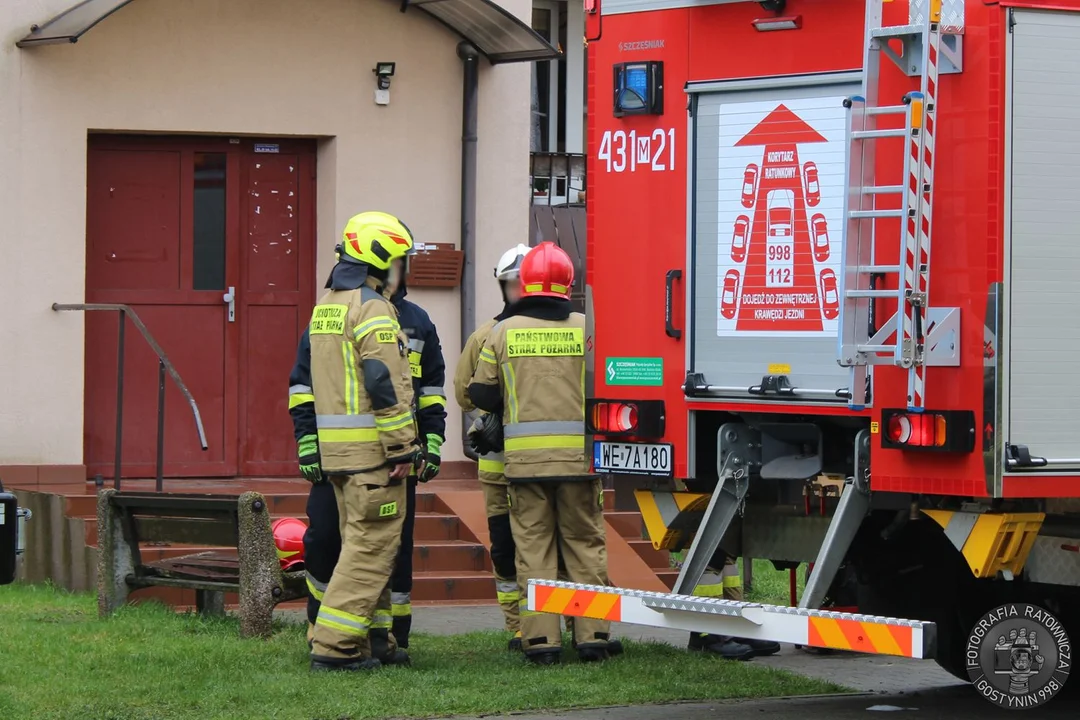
591,402,639,434
880,409,975,453
585,399,665,439
886,413,946,447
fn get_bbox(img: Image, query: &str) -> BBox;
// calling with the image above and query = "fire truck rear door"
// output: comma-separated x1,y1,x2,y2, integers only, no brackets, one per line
1004,9,1080,471
689,73,861,402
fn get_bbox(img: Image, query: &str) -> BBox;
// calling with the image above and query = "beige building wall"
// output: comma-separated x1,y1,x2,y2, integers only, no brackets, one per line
0,0,533,468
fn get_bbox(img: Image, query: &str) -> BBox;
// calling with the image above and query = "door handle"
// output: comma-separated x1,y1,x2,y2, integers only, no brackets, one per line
665,269,682,340
223,286,236,323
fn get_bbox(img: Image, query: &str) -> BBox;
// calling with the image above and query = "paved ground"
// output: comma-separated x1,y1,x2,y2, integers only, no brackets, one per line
447,688,1078,720
407,605,963,695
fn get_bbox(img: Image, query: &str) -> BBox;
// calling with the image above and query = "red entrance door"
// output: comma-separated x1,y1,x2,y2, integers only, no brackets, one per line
84,136,316,479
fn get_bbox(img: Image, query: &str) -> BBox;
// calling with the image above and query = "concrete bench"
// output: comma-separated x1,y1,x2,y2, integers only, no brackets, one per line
96,489,305,637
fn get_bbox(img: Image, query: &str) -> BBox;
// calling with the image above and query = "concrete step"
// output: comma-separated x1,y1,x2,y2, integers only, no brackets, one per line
656,570,678,590
415,540,490,573
412,570,496,602
605,511,644,540
414,512,473,542
627,538,670,570
67,489,446,520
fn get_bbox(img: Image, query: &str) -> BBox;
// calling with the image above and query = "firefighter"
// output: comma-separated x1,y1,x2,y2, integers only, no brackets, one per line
296,221,446,654
467,241,614,665
454,243,531,651
688,556,781,659
287,211,421,672
388,258,448,649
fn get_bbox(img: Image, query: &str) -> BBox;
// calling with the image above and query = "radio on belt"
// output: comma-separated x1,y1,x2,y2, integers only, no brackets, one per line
0,479,32,586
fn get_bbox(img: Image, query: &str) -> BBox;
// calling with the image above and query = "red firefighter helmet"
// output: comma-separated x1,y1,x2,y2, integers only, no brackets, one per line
520,241,574,300
271,517,307,571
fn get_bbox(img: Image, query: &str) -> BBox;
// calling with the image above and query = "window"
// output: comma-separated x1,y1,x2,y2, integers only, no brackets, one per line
192,152,227,290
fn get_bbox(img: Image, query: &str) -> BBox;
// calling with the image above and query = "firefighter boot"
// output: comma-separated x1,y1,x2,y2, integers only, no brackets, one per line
508,630,523,652
570,632,623,657
735,637,781,656
525,650,562,666
310,655,383,672
688,633,754,661
370,628,411,667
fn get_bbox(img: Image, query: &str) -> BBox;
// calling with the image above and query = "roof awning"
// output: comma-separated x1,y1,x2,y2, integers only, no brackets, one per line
16,0,560,64
16,0,134,47
402,0,559,63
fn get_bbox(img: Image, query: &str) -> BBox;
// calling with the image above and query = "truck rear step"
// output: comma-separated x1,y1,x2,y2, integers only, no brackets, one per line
527,579,936,660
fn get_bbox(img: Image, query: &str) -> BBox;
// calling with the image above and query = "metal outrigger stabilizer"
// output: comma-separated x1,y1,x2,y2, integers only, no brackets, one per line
672,423,759,595
799,429,872,609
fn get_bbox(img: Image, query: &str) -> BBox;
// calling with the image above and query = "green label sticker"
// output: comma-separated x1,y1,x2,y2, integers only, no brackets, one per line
604,357,663,387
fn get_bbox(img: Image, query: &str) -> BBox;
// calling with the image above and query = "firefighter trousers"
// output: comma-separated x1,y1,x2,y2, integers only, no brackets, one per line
303,479,340,633
694,555,743,601
305,477,417,648
481,480,520,634
389,477,418,646
310,470,405,662
508,478,610,654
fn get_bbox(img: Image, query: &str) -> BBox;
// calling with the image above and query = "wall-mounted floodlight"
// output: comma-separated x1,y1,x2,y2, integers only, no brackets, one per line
374,62,396,90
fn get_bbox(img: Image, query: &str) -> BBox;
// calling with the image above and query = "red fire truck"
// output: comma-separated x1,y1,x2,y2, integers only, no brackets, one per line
529,0,1080,699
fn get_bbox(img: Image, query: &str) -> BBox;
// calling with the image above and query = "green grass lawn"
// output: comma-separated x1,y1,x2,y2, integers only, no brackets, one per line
745,559,807,606
0,582,842,720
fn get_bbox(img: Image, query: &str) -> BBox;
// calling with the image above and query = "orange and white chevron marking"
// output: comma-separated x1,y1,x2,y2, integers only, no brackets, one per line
531,583,623,622
527,580,934,659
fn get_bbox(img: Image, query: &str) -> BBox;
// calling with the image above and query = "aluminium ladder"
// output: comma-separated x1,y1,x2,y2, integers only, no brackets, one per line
838,0,961,411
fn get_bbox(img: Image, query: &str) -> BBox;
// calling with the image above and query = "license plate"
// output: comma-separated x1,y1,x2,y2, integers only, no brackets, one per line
593,441,673,477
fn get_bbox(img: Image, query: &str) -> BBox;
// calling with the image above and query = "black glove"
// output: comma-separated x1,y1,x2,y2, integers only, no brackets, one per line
468,413,504,455
418,434,442,483
297,434,323,484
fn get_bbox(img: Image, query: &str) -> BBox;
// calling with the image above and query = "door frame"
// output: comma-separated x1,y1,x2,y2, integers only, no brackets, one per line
85,134,317,479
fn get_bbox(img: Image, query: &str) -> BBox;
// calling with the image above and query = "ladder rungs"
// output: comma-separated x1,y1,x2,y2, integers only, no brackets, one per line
870,24,922,39
857,345,895,354
852,128,907,140
866,105,909,117
849,209,904,219
846,289,897,299
863,185,904,195
856,264,901,274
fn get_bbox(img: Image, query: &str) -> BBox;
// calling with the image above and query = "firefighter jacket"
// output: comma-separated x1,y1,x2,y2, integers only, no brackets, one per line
454,317,504,483
391,283,447,447
290,277,418,474
467,297,588,483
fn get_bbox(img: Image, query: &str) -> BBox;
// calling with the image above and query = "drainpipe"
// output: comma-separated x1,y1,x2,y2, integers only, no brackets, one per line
458,41,481,460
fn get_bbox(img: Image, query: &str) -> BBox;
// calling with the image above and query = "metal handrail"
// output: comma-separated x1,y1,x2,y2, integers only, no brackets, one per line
52,303,209,492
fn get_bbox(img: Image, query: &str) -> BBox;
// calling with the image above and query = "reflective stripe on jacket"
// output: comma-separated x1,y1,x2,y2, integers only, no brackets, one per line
469,313,587,482
308,281,418,473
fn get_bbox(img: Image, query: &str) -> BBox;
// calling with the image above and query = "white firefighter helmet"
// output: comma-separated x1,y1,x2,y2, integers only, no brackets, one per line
494,244,532,282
